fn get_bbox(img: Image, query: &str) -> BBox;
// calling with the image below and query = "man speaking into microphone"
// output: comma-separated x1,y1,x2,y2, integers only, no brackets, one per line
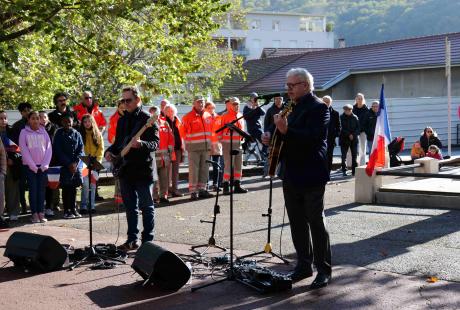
262,68,331,289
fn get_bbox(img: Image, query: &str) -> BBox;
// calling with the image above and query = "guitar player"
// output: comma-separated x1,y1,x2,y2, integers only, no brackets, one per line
104,86,160,251
261,68,332,289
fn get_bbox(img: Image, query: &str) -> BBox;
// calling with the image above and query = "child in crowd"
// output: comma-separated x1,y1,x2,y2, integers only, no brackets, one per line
19,111,52,223
0,139,7,228
426,145,443,160
0,111,21,221
39,110,59,216
53,114,84,219
79,114,104,214
410,141,425,160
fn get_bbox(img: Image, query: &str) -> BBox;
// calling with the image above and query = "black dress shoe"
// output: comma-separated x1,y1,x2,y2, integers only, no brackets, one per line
198,190,214,199
288,269,313,282
310,273,331,289
160,197,170,204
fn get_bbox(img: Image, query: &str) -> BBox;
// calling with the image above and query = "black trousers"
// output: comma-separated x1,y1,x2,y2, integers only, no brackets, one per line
283,184,331,275
326,140,335,173
340,140,358,173
62,186,77,213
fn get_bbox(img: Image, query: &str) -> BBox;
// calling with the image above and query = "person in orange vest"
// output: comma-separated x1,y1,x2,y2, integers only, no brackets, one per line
217,97,248,195
108,99,126,144
73,91,107,133
150,106,174,204
182,96,213,200
108,99,126,206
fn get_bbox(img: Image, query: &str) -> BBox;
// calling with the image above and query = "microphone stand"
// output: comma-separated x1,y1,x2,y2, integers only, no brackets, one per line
191,160,227,256
192,119,260,292
69,156,126,270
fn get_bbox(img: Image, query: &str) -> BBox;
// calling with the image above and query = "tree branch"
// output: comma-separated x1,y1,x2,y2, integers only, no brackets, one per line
0,6,62,42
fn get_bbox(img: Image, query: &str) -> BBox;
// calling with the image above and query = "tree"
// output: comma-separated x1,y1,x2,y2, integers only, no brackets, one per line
0,0,243,109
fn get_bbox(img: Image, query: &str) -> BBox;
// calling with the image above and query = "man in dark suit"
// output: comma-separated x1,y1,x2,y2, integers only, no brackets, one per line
262,68,331,289
322,95,341,174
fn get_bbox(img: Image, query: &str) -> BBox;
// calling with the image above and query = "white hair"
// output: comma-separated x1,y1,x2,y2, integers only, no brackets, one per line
286,68,314,91
164,103,177,116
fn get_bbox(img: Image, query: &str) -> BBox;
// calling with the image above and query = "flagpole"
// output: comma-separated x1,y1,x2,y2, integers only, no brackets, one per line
446,37,452,157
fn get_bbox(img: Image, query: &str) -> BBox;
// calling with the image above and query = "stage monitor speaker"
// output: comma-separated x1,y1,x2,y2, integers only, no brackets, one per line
132,242,191,290
4,232,68,272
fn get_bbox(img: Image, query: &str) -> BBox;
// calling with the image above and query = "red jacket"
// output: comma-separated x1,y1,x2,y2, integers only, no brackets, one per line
217,110,245,146
156,117,175,166
108,111,121,144
73,102,107,128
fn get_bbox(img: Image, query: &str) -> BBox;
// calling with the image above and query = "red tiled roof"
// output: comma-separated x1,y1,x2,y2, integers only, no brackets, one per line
227,32,460,95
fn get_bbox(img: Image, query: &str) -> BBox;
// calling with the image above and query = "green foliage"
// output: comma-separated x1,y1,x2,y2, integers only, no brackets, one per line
242,0,460,46
0,0,243,109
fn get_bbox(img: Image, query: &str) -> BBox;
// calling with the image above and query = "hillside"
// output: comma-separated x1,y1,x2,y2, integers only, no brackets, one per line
242,0,460,46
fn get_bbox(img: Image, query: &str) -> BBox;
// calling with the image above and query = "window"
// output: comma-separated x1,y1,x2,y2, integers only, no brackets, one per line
252,39,261,49
250,19,261,30
299,17,324,32
289,40,298,48
272,40,281,48
305,40,313,48
272,20,280,31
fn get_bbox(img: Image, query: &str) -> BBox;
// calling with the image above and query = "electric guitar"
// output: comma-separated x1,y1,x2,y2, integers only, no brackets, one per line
267,101,293,177
112,113,158,176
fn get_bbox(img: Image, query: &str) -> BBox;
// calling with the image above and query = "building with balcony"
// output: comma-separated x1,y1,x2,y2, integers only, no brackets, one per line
214,11,335,60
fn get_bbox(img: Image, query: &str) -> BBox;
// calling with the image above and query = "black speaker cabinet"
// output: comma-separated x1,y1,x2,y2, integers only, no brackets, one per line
132,242,191,290
4,232,68,272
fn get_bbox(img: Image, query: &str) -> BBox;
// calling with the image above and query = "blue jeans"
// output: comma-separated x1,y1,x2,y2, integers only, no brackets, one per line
25,167,47,214
119,178,155,243
80,175,96,210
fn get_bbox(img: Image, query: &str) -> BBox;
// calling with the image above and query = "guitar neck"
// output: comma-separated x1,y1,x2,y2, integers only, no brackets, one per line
120,124,148,157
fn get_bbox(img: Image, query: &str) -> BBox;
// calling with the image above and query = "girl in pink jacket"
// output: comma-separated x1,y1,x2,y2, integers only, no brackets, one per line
19,111,52,223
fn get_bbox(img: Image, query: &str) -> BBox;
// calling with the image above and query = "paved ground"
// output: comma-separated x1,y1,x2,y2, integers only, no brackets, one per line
1,171,459,309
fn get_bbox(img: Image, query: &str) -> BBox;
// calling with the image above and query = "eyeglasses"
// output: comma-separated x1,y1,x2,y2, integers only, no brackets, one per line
427,131,433,133
120,98,134,104
84,97,92,100
285,82,305,89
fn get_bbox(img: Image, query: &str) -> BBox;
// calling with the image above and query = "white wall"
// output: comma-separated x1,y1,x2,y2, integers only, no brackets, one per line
215,12,334,60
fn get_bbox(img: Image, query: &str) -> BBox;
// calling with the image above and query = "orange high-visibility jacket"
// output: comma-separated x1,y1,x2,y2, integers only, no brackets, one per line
217,110,245,148
156,117,175,165
73,102,107,129
181,109,212,152
108,111,121,144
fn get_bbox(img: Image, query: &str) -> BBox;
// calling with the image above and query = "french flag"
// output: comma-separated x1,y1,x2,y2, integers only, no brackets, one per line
1,136,20,153
366,84,392,176
47,166,61,189
80,160,99,185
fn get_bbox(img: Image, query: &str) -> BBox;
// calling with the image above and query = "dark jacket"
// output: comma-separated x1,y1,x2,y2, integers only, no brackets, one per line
280,92,330,187
420,135,442,153
53,127,84,187
352,104,369,133
327,106,341,147
106,106,159,182
10,117,27,144
243,105,265,136
364,110,378,141
339,113,360,146
264,103,283,134
0,125,22,180
48,108,79,128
